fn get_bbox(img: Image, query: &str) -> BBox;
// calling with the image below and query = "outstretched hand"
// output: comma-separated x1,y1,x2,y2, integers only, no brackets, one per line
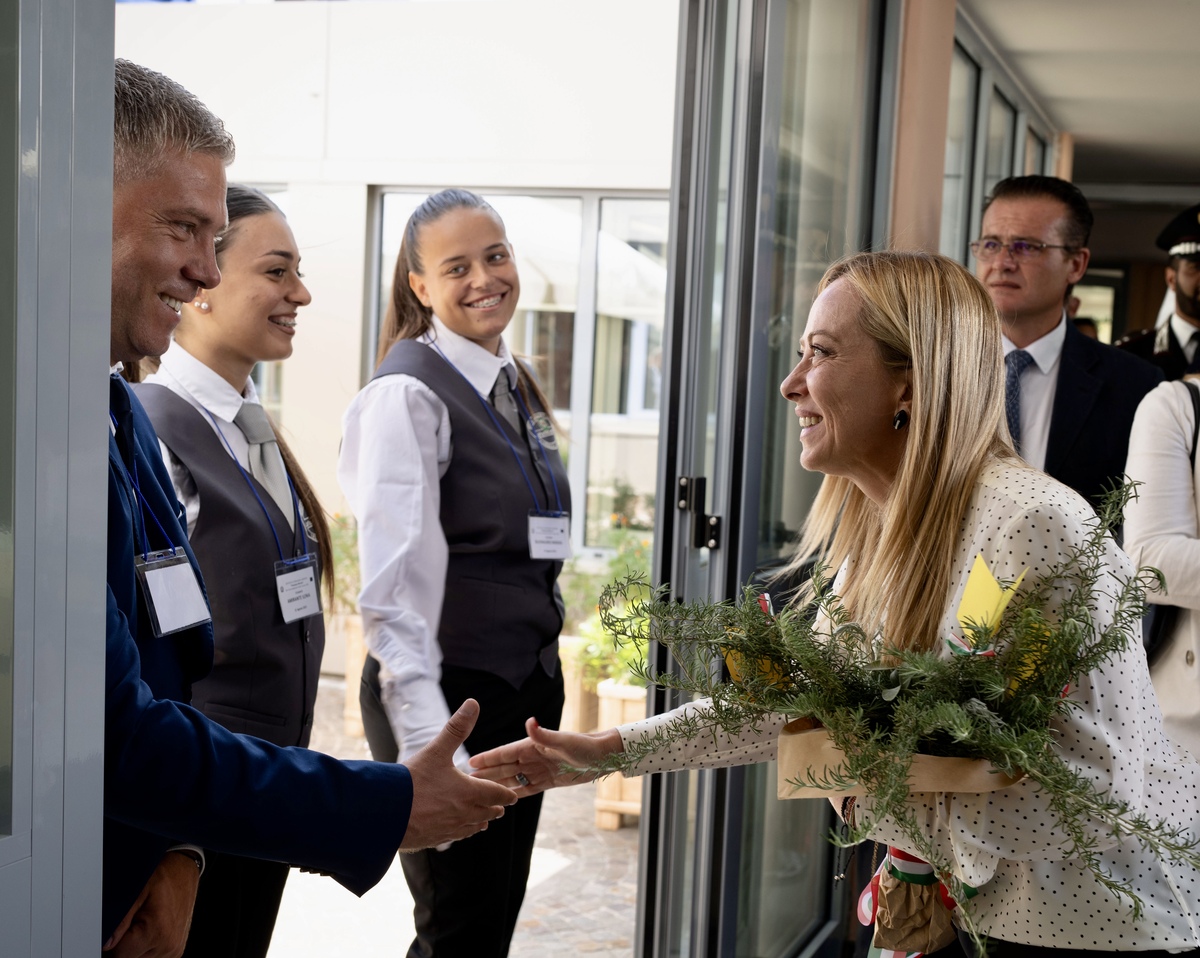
401,699,517,850
468,718,625,797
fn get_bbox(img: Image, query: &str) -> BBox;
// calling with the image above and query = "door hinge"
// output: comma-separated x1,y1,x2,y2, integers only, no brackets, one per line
677,476,721,550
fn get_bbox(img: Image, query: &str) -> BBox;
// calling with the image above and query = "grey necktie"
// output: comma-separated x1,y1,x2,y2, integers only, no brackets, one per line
1004,349,1035,454
490,367,521,434
232,402,294,529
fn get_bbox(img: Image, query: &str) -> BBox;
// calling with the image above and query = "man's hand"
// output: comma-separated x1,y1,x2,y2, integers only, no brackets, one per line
469,718,625,796
400,699,517,850
103,851,200,957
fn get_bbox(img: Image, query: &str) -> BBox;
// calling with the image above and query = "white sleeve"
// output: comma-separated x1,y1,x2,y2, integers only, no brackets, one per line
156,439,200,538
337,375,470,772
858,501,1151,887
1124,381,1200,609
617,700,785,776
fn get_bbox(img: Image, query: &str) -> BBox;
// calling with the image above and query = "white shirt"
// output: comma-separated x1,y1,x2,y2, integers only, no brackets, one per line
1125,379,1200,761
619,461,1200,950
1001,314,1066,472
337,316,516,772
144,342,266,537
1171,312,1200,365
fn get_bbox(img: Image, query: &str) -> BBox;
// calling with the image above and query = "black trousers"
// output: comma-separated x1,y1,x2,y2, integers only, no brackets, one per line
180,851,290,958
361,656,564,958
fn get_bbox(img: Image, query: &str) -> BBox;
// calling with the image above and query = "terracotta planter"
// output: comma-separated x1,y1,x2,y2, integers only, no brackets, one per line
330,612,366,738
558,635,600,734
594,679,647,829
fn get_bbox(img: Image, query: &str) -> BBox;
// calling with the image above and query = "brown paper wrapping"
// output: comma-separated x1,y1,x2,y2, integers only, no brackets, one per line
873,869,958,952
776,720,1024,800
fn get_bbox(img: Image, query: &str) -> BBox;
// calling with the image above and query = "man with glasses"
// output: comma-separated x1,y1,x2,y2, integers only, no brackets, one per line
973,175,1161,507
1116,203,1200,380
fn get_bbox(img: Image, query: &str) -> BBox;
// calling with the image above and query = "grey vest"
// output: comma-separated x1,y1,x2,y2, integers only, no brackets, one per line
373,340,569,687
133,383,324,747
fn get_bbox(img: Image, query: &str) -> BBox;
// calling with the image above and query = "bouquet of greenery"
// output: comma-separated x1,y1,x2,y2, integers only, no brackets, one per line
588,489,1200,946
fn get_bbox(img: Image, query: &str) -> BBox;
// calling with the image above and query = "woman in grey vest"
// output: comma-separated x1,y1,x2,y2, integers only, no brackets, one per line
338,189,569,958
134,185,334,958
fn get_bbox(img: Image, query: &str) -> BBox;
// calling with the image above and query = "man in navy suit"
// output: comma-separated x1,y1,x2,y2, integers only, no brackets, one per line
973,175,1162,507
102,60,516,957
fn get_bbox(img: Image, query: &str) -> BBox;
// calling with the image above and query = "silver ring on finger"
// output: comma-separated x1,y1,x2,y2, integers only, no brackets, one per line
515,772,530,787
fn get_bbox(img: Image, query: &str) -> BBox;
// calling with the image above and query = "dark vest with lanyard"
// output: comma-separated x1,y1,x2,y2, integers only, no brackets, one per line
373,339,569,688
133,382,324,747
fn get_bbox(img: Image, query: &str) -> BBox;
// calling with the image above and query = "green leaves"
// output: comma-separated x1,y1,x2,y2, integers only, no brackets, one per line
584,486,1200,945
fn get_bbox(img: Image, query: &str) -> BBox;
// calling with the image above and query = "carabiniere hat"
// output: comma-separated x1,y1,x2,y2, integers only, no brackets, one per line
1156,203,1200,259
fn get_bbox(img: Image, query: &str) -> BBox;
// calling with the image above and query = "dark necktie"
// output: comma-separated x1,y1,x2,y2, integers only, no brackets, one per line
490,367,521,434
1186,330,1200,374
232,402,294,529
109,374,136,469
1004,349,1035,454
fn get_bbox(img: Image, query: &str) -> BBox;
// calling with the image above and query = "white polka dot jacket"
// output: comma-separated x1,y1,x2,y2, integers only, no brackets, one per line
618,460,1200,951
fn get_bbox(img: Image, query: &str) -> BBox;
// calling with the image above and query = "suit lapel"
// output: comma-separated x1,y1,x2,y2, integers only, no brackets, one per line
1045,324,1102,477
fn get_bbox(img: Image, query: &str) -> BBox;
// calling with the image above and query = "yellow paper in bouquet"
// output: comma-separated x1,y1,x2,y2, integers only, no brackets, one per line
956,554,1027,638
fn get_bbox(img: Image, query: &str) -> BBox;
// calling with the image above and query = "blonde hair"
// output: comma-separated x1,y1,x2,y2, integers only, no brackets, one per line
790,250,1024,653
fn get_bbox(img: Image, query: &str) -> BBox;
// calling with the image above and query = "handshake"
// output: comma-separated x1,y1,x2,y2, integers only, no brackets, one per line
400,698,518,850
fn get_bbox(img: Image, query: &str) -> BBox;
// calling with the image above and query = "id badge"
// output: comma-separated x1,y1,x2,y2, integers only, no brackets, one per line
133,549,212,638
528,512,571,560
275,556,322,623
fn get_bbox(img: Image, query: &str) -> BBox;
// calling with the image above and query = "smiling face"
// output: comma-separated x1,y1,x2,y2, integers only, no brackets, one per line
179,209,311,388
110,149,227,365
975,195,1090,346
778,279,910,504
408,206,519,354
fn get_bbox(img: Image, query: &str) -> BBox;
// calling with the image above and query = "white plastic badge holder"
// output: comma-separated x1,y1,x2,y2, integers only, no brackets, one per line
275,556,322,623
134,549,212,638
529,512,571,560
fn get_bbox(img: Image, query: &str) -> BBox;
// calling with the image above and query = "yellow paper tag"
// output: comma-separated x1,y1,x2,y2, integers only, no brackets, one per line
956,554,1027,638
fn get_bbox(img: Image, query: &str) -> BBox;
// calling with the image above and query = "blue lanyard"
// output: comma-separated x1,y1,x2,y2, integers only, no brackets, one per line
429,343,565,515
111,411,183,561
202,405,309,566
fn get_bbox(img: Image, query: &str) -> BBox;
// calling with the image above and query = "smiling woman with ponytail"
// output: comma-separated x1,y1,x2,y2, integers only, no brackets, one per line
339,188,570,958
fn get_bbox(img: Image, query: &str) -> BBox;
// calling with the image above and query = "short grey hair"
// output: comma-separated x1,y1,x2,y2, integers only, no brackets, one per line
113,59,235,183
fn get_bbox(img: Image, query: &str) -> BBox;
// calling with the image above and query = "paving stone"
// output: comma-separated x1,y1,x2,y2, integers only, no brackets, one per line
279,677,637,958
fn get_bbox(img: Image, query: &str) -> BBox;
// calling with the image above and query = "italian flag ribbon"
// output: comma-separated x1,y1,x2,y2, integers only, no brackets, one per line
946,632,996,657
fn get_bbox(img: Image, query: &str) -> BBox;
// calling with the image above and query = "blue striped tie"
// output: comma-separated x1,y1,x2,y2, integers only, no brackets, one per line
1005,349,1035,454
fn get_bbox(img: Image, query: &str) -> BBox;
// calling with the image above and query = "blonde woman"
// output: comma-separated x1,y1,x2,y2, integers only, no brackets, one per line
474,251,1200,956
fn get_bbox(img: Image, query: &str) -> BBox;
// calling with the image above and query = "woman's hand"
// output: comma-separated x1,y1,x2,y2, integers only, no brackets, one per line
469,718,625,797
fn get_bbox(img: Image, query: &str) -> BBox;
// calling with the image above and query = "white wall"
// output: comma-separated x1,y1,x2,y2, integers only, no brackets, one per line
115,0,679,511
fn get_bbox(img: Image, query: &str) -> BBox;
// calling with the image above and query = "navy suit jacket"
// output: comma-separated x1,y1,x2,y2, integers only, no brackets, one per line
104,376,412,939
1044,323,1164,507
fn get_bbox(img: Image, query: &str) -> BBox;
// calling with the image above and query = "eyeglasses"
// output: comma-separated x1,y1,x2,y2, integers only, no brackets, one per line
970,239,1077,260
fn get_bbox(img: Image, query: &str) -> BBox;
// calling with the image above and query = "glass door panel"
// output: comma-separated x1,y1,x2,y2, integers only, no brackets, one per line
737,1,878,954
649,0,881,954
587,198,669,549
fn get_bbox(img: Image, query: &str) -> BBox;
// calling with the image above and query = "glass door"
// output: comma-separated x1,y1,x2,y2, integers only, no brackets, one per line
643,1,884,956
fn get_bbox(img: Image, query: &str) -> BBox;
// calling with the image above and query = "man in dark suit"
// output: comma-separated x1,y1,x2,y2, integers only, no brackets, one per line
1116,202,1200,380
102,60,516,957
974,175,1163,507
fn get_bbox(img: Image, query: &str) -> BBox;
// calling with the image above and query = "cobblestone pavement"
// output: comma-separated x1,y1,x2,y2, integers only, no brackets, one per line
267,678,638,958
